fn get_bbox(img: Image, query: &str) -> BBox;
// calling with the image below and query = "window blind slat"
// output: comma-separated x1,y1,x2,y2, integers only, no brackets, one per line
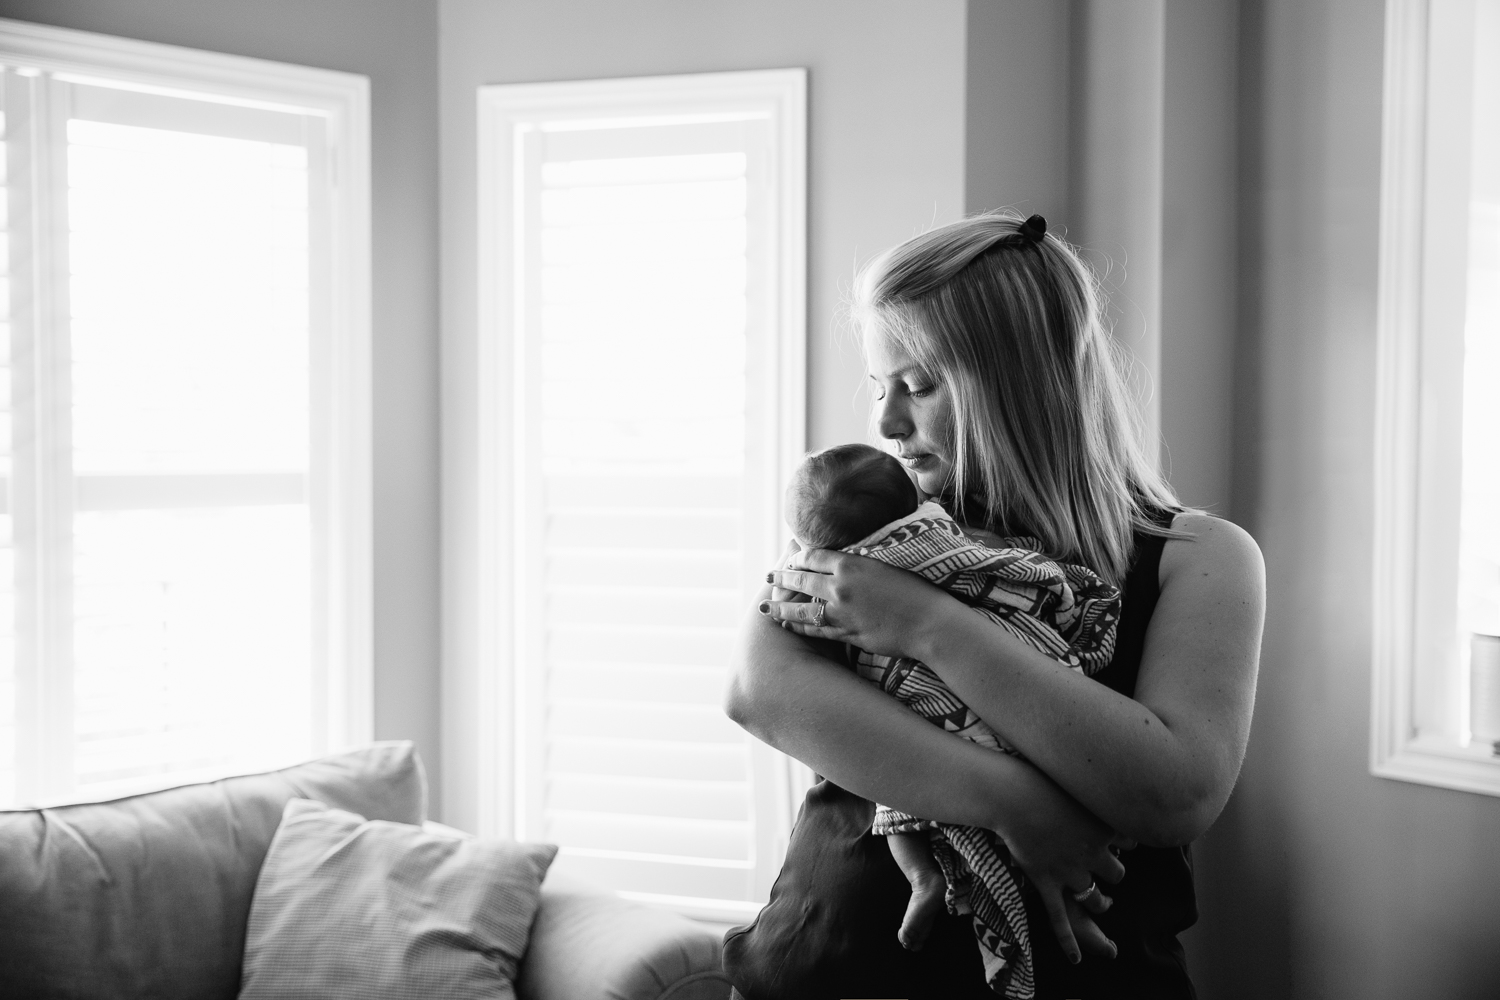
545,810,749,860
548,736,746,782
547,699,743,744
549,853,753,902
545,625,737,667
546,510,739,547
545,475,740,507
547,593,740,629
549,662,729,704
548,774,749,821
74,472,306,510
547,549,738,583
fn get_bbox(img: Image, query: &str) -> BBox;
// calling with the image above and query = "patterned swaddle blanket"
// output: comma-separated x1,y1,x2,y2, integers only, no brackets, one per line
843,501,1121,1000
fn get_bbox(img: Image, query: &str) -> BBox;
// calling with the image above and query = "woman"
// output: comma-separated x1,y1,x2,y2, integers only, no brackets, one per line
723,213,1264,999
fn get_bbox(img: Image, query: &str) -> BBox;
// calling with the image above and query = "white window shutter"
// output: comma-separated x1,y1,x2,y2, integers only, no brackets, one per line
479,71,807,920
0,20,372,809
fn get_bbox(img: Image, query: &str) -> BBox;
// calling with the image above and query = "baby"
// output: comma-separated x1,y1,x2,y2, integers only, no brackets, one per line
782,443,961,950
781,443,1121,995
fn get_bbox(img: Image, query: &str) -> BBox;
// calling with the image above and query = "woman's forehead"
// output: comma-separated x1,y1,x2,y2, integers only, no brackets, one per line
863,334,923,378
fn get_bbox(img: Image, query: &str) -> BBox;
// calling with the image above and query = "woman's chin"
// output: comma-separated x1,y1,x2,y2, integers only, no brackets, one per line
915,472,952,499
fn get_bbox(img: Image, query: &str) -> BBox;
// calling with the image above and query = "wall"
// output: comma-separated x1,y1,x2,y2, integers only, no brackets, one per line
1187,0,1500,997
1070,0,1168,459
0,0,446,810
964,0,1071,222
437,0,968,831
965,0,1239,514
1160,0,1239,514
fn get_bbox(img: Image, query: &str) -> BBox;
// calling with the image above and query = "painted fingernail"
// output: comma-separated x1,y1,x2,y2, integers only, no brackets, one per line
758,601,770,614
1069,950,1081,965
765,572,774,583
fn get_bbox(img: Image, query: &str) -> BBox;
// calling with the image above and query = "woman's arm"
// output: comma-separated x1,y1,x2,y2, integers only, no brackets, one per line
729,608,1057,828
726,599,1128,962
764,513,1265,847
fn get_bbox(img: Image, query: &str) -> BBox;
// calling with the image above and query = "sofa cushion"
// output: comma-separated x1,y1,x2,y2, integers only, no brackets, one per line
518,869,732,1000
0,742,425,1000
239,798,556,1000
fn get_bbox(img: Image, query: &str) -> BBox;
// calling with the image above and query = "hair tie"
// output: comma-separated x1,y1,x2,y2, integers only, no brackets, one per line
1019,214,1047,243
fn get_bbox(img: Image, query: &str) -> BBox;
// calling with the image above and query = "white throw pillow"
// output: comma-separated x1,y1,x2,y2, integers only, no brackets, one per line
239,798,556,1000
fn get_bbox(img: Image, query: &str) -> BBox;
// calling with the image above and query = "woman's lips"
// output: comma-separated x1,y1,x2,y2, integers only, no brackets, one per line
899,453,935,469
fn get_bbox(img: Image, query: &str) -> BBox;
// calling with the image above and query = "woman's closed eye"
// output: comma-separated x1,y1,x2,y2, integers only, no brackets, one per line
868,375,938,400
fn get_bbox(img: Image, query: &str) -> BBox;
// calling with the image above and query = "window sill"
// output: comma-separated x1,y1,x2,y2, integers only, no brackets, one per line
1372,734,1500,798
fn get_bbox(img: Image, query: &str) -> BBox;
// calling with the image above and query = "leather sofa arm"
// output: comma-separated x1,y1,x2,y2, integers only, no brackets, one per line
516,870,731,1000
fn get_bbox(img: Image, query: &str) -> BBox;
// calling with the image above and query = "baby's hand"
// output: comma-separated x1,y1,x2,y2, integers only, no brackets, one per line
769,538,812,604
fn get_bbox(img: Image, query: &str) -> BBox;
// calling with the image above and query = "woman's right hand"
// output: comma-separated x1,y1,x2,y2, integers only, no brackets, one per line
996,762,1133,965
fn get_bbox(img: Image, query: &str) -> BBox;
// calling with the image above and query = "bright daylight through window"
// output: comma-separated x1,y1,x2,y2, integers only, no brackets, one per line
477,70,805,920
1456,6,1500,752
1374,0,1500,794
0,21,371,809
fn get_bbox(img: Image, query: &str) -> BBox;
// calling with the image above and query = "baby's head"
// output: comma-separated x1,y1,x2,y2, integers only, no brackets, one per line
786,443,920,550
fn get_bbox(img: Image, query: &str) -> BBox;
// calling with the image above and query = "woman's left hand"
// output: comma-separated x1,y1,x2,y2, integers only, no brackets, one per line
762,547,954,660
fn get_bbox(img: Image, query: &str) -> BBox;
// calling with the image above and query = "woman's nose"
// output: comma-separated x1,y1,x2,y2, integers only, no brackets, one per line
876,394,911,440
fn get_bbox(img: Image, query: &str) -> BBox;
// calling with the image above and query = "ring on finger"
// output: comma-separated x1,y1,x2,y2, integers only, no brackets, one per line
810,596,827,628
1070,880,1099,903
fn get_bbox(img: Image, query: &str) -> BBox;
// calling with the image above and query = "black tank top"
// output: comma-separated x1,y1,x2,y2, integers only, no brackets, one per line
1021,508,1199,999
904,509,1199,999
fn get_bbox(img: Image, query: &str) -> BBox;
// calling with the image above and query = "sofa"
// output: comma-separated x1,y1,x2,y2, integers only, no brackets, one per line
0,742,732,1000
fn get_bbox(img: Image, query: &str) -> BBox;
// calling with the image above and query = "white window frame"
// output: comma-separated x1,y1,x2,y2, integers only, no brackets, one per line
1372,0,1500,796
0,17,374,799
472,69,807,917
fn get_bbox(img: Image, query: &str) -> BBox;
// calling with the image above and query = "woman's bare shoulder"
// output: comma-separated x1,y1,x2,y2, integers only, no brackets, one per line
1159,511,1264,594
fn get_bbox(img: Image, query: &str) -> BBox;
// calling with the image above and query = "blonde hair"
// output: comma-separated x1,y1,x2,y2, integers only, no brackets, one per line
852,211,1184,585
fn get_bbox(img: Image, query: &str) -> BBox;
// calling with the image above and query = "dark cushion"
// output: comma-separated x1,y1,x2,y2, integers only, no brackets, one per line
722,778,993,1000
0,742,426,1000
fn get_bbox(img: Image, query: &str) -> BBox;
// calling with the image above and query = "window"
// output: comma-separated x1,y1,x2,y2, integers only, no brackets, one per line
1373,0,1500,795
475,70,806,920
0,19,371,808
